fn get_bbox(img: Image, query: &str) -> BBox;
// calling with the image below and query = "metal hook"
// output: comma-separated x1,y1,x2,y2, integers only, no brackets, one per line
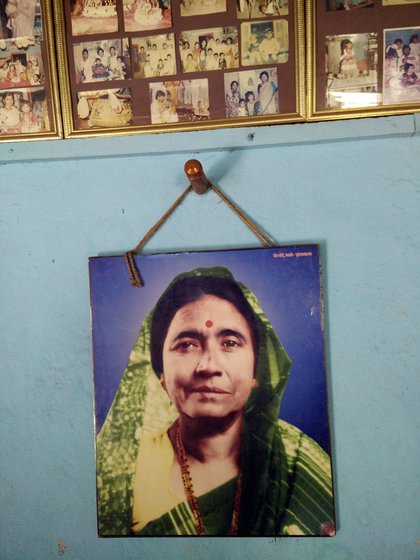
184,159,212,195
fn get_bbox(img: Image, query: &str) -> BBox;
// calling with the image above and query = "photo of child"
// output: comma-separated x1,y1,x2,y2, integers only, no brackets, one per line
383,27,420,104
149,79,209,123
325,33,379,109
74,39,131,84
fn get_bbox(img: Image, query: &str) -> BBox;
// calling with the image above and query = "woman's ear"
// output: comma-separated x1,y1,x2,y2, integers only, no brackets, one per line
160,375,166,390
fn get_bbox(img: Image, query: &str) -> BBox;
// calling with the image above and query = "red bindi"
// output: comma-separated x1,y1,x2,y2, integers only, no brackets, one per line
205,320,213,328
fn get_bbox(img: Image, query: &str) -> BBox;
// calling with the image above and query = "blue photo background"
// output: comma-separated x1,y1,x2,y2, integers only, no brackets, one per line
89,246,331,454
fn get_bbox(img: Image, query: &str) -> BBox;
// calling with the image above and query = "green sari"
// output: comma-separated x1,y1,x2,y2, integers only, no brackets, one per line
96,267,335,537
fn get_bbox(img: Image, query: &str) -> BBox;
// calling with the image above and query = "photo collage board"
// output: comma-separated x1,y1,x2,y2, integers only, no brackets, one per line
310,0,420,117
0,1,60,140
58,0,304,134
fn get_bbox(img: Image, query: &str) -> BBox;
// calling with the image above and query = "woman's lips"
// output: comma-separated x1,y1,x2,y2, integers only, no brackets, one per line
189,386,229,394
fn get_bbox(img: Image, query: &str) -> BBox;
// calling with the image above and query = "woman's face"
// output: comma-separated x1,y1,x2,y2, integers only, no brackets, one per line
161,295,255,420
5,95,14,108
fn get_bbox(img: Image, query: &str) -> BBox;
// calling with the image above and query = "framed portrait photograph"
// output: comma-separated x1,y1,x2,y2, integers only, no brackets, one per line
54,0,305,138
89,246,335,537
307,0,420,120
0,0,61,141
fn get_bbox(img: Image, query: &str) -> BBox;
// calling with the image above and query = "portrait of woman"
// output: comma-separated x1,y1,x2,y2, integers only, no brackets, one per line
93,256,335,537
257,70,278,114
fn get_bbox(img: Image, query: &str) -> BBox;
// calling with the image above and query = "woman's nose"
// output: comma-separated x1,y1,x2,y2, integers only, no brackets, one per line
195,347,222,376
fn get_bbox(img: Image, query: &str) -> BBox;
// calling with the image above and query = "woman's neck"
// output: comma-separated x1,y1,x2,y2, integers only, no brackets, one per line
171,413,243,464
169,414,243,498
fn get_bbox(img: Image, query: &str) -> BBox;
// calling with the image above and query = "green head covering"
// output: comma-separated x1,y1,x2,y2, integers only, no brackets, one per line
96,266,293,535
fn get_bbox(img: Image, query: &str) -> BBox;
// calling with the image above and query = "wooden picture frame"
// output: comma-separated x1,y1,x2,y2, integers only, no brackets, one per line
0,0,62,142
54,0,305,138
307,0,420,121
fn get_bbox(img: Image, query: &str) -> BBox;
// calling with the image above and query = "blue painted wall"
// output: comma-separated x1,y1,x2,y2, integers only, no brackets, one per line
1,116,419,559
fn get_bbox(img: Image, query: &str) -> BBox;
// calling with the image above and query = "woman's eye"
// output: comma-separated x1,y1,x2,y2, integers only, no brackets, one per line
222,339,241,348
174,340,198,351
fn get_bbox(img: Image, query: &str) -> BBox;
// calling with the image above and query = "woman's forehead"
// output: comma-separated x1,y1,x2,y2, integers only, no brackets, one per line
169,295,250,331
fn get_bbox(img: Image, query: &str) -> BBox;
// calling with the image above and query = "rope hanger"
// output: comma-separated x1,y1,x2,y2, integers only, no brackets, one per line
125,160,276,287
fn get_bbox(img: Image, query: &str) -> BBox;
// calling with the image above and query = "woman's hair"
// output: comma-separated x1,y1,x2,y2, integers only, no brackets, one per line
340,39,352,54
150,274,260,376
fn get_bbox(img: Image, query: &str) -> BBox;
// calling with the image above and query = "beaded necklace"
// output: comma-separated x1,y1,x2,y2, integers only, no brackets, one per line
175,425,242,536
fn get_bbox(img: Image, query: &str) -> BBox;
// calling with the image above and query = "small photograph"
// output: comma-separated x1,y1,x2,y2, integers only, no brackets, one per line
179,27,238,73
241,20,288,66
74,39,131,84
0,0,42,41
326,0,373,10
384,28,420,104
0,87,48,134
383,0,420,5
123,0,172,33
325,33,379,109
180,0,226,17
149,79,209,123
131,33,176,78
236,0,288,19
70,0,118,37
77,88,133,129
0,39,44,88
224,67,278,117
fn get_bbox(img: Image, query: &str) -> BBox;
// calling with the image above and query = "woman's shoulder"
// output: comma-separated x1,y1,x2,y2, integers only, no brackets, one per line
276,419,332,474
275,420,335,536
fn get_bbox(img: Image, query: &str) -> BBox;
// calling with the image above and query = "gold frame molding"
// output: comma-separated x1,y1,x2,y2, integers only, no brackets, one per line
0,0,62,143
54,0,306,139
306,0,420,122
